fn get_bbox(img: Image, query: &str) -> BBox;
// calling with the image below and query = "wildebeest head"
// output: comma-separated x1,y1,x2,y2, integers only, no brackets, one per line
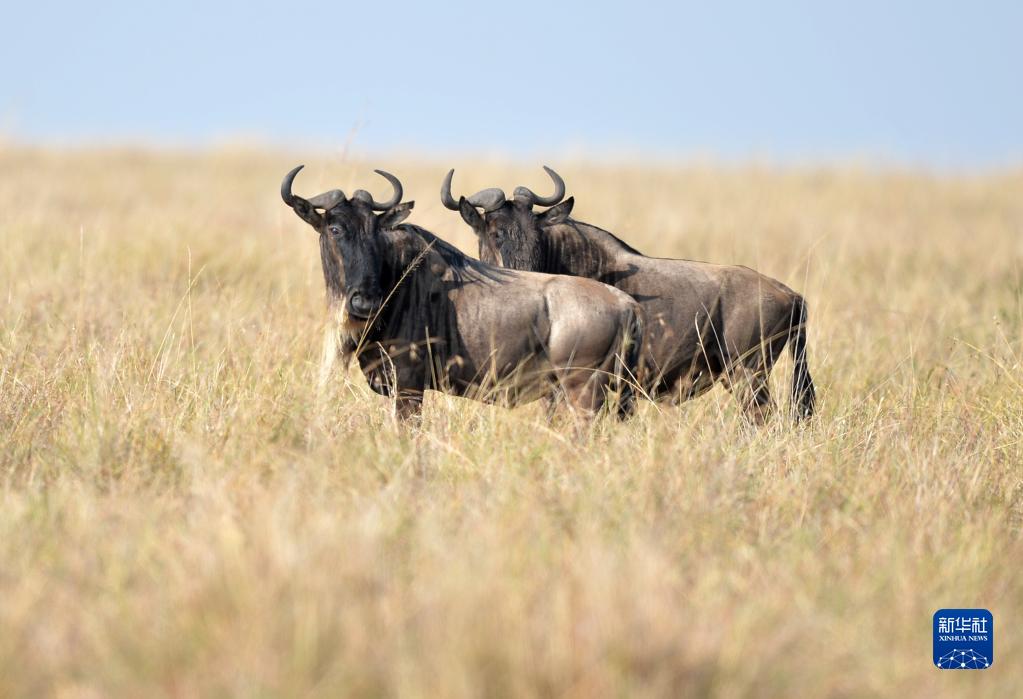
441,166,574,271
281,165,413,320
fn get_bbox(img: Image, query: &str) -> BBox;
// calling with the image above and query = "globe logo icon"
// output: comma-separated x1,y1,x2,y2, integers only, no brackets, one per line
936,648,990,669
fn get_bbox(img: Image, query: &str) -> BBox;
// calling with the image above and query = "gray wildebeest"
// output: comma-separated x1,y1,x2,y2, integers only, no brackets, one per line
281,166,643,421
442,167,816,424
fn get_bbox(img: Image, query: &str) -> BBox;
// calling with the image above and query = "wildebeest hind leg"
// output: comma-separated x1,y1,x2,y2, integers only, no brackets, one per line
394,395,424,425
556,369,606,419
726,331,790,425
723,352,778,426
732,370,775,426
542,390,563,421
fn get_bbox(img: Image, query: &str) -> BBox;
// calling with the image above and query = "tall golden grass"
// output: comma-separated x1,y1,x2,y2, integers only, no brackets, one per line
1,146,1021,697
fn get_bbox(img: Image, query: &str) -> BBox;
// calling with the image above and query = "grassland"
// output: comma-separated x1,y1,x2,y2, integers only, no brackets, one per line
1,146,1022,697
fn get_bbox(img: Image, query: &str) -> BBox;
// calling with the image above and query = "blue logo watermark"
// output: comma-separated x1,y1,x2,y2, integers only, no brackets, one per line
933,609,993,669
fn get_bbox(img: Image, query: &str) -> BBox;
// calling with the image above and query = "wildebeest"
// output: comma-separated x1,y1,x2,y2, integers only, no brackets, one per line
281,166,643,420
442,167,816,423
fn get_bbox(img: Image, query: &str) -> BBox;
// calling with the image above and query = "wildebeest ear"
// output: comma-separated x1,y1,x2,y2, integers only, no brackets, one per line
290,198,324,228
458,196,485,233
538,196,573,226
378,201,414,229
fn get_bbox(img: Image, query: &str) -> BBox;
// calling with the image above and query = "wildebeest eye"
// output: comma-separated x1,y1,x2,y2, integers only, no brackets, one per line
329,226,342,236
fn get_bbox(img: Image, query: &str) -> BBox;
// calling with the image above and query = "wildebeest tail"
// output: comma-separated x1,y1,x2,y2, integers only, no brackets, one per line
789,295,816,420
613,307,644,418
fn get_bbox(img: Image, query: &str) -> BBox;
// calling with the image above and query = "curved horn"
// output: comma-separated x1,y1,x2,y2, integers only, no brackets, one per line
366,169,403,210
307,190,346,210
513,166,566,207
466,188,507,213
281,164,304,206
282,165,346,211
442,169,507,213
440,169,460,210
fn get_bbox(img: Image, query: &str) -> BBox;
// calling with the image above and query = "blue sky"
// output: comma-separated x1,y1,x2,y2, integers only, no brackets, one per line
2,1,1020,166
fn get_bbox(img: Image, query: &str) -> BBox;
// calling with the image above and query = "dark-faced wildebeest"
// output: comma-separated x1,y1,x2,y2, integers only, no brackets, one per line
281,166,643,421
441,167,816,423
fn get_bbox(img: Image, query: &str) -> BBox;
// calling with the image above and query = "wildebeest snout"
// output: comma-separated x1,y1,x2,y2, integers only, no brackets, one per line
347,291,381,319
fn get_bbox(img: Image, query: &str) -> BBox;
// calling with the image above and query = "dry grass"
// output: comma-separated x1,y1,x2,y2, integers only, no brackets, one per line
1,146,1022,698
